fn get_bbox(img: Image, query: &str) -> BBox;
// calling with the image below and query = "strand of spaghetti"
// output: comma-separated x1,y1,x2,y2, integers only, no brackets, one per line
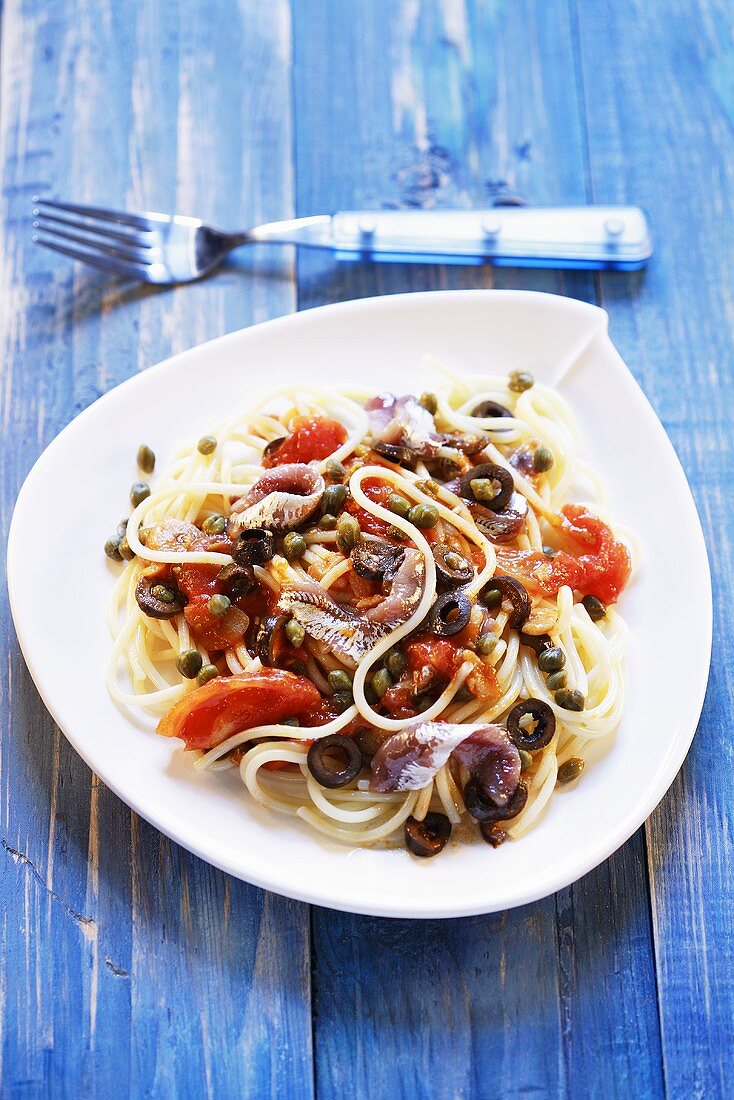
412,781,434,822
304,775,388,824
296,791,419,844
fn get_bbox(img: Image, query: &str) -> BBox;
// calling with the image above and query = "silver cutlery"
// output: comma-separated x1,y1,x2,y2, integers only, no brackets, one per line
33,198,652,284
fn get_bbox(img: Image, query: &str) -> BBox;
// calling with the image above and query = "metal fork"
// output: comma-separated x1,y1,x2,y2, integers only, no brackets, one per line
32,198,654,282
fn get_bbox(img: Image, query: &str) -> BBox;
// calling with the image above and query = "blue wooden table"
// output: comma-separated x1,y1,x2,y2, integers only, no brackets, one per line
1,1,732,1096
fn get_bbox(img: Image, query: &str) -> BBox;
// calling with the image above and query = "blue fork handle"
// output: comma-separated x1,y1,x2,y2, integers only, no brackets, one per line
251,206,652,270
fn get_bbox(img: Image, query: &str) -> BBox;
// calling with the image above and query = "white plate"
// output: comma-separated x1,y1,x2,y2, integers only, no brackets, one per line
7,291,712,918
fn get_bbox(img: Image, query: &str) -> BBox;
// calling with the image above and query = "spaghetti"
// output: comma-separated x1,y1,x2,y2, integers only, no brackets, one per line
107,361,634,855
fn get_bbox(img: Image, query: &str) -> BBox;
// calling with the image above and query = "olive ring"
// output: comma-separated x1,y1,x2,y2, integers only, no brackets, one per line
463,778,528,822
459,463,514,512
506,698,556,752
307,735,363,789
429,591,472,636
404,813,452,857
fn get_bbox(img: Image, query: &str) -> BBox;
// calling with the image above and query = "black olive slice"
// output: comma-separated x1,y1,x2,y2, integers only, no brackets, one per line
464,778,528,822
307,735,363,789
433,543,474,590
519,632,553,656
256,614,287,666
135,576,185,619
460,463,514,512
216,561,256,596
506,698,556,752
429,591,472,636
372,441,418,469
404,813,452,857
234,527,275,566
351,540,404,581
425,455,463,482
441,431,488,456
481,575,531,630
470,399,512,420
263,436,286,462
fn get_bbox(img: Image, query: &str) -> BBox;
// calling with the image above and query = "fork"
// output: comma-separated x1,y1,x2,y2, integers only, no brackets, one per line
32,198,653,282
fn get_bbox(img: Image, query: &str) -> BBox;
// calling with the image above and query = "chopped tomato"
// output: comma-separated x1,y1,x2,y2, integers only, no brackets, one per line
495,504,631,604
184,596,249,650
176,563,220,601
344,476,393,536
381,682,418,719
407,635,463,683
263,415,347,467
465,656,501,703
157,668,321,751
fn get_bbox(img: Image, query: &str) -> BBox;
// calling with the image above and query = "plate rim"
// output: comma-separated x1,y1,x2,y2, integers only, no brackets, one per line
7,289,713,918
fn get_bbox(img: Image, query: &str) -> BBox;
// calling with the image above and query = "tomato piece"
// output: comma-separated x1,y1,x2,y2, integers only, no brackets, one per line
381,683,418,719
263,415,347,467
407,635,463,682
495,505,631,604
184,596,249,650
466,656,501,703
344,476,393,536
176,563,220,601
158,668,321,751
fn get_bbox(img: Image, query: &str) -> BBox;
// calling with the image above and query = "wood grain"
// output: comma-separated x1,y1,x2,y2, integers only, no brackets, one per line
292,2,663,1097
0,2,313,1096
575,1,734,1096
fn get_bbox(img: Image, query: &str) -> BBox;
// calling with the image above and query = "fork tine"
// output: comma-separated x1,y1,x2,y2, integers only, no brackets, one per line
33,197,161,232
33,220,157,264
34,210,155,249
34,236,147,280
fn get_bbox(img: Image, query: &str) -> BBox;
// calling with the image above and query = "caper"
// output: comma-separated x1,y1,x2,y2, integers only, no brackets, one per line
332,691,354,714
384,648,406,679
285,619,306,647
387,526,407,541
202,514,226,536
454,683,473,703
371,667,393,698
538,646,566,673
136,444,155,474
415,479,439,497
281,717,301,727
319,513,338,530
545,670,567,691
207,593,231,617
104,538,123,562
196,663,218,686
476,633,498,656
469,477,500,504
324,458,346,481
151,584,176,603
582,594,607,622
282,532,307,561
408,503,439,529
533,445,554,473
138,526,153,546
419,392,438,414
482,587,502,609
322,483,348,516
117,519,129,538
543,545,556,558
177,649,203,679
328,669,353,694
557,757,585,785
336,513,360,552
118,536,135,561
554,688,585,711
508,370,535,393
388,494,411,518
130,481,150,507
415,693,434,712
519,749,533,771
197,435,217,455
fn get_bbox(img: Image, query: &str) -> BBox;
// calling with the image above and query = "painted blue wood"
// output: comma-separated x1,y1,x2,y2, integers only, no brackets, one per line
575,2,734,1097
292,3,663,1098
0,2,312,1098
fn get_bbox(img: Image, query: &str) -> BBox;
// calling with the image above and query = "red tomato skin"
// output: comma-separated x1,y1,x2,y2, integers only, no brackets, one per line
344,477,393,536
157,669,321,751
262,415,347,467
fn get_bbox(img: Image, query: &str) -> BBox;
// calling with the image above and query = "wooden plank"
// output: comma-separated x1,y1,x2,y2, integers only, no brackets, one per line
575,1,734,1096
0,1,313,1096
292,2,664,1096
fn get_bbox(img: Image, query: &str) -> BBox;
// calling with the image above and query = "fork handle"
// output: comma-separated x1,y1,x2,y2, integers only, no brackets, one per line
250,207,652,270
